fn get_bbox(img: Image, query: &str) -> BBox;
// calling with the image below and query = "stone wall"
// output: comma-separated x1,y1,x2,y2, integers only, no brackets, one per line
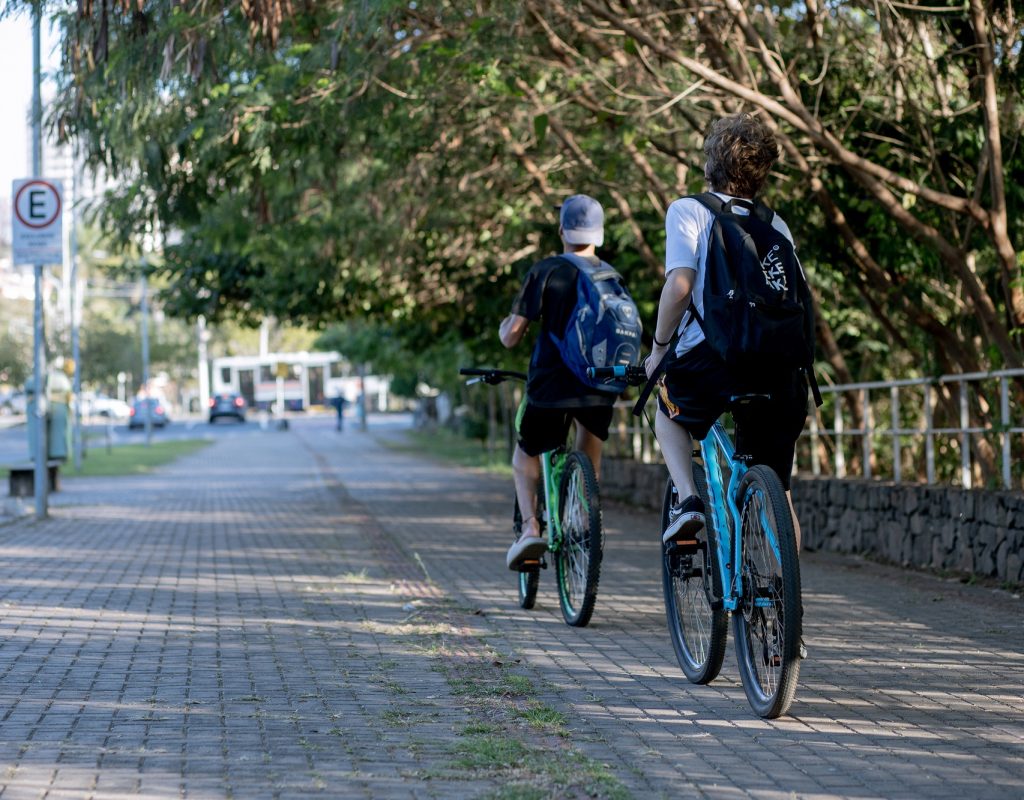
601,457,1024,586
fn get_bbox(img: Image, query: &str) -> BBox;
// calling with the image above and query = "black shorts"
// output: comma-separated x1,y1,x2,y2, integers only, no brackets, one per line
657,341,808,489
517,403,614,457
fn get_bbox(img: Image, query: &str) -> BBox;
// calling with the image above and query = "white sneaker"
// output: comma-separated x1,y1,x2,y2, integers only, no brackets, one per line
663,494,706,545
506,533,547,570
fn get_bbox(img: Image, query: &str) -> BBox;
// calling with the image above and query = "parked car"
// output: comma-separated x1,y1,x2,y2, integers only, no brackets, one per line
82,392,131,420
0,390,28,416
128,397,170,429
209,392,247,424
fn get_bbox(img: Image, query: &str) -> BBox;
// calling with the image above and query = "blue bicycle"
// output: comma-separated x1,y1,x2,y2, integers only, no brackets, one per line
591,366,802,718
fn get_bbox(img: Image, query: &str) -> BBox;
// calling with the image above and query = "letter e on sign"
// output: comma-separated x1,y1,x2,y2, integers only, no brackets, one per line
11,178,64,266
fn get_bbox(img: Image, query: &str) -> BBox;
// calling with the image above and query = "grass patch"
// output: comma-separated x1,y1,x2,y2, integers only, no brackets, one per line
496,674,533,697
451,735,532,770
483,787,549,800
381,709,414,726
379,427,512,475
516,703,568,731
72,439,212,476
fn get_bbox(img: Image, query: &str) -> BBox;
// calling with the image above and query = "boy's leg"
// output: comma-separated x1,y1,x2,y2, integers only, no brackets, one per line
655,409,697,499
511,444,542,539
574,426,603,479
572,405,614,480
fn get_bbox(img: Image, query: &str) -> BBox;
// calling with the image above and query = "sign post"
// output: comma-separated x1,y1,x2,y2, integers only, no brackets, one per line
10,4,61,519
12,177,64,520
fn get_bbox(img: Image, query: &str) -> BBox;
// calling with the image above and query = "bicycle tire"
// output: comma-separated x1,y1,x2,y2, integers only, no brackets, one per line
513,497,539,610
733,464,802,719
661,468,728,684
554,451,603,627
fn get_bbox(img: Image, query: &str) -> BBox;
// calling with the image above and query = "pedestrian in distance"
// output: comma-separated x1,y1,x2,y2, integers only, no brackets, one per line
499,194,638,570
645,112,814,550
331,393,347,432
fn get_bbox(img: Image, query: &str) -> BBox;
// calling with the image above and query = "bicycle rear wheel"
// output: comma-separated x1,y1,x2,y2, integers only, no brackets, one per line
733,464,802,718
513,498,539,609
554,451,603,627
661,466,728,684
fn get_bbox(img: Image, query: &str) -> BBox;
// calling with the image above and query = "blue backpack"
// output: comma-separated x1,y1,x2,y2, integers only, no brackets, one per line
549,253,642,394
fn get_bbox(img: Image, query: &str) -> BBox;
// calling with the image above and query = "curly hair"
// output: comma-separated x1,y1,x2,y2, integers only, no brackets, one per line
702,113,779,198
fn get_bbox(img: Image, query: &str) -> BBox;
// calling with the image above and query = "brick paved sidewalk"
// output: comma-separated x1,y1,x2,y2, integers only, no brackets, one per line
318,418,1024,800
0,416,1018,799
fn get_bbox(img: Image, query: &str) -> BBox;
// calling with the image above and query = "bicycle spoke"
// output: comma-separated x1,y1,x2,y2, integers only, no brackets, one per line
563,469,590,608
662,469,728,686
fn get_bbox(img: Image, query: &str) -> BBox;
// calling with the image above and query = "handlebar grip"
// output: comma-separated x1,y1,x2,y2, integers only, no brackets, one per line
587,366,628,379
459,368,489,376
586,365,648,386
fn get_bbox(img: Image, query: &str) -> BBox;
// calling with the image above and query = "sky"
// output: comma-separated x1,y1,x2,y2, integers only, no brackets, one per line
0,10,62,200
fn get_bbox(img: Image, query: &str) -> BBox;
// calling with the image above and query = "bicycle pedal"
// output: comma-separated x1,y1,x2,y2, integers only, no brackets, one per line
517,559,541,572
666,539,700,556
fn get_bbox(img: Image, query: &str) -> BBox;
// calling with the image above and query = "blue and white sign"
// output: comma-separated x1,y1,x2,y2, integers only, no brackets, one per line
12,178,64,265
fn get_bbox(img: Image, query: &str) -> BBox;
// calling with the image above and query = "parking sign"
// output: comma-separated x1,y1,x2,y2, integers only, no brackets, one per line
12,178,64,265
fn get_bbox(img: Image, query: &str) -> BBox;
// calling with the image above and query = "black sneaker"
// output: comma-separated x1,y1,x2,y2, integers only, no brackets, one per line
663,494,705,545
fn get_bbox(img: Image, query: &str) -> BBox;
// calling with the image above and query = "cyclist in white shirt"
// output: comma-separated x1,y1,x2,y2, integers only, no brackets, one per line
645,114,809,547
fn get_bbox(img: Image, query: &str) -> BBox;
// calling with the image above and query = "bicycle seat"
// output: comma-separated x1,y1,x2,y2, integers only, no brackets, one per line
728,392,772,409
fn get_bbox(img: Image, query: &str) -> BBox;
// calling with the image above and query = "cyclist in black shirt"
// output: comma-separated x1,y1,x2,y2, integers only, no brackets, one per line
499,195,617,570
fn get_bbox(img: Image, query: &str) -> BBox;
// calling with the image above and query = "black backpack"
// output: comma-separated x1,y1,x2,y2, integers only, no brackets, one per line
688,193,816,380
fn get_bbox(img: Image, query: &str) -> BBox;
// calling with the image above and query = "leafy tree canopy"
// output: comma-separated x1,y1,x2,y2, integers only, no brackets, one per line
21,0,1024,386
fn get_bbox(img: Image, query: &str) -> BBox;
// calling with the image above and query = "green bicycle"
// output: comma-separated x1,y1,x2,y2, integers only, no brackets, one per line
461,367,604,627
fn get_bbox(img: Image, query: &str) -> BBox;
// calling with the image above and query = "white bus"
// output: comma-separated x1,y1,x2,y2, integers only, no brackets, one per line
210,351,390,412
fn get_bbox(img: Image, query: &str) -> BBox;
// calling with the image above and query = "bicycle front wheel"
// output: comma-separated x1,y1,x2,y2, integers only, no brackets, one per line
661,467,727,684
733,464,802,718
554,451,603,627
513,497,539,610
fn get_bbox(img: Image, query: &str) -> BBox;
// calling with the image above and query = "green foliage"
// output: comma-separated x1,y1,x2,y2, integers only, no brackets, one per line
0,305,32,388
43,0,1024,393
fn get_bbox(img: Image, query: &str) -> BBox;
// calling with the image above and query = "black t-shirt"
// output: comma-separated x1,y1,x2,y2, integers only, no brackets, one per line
510,255,616,409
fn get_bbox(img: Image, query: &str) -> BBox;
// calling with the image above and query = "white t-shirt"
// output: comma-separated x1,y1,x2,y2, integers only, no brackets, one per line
664,193,796,357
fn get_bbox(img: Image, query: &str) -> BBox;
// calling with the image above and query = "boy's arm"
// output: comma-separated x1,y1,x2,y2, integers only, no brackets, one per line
499,314,530,349
645,268,696,377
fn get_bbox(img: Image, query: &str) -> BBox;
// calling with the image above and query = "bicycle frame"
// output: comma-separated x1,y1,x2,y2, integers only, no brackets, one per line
539,449,568,552
700,420,786,614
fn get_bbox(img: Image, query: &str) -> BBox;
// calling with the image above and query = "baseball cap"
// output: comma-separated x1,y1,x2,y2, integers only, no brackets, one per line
559,194,604,247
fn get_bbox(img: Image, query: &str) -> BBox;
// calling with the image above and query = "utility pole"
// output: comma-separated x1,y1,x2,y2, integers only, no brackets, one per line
30,2,48,519
197,315,210,416
140,269,152,446
70,159,82,470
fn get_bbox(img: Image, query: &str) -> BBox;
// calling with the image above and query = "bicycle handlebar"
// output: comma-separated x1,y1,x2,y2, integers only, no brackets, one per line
586,365,649,386
459,367,528,385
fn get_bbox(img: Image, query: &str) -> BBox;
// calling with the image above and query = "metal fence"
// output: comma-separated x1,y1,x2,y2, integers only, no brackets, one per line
604,368,1024,491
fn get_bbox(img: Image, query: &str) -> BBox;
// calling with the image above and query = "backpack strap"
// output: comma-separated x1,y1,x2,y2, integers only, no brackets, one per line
630,327,680,417
690,191,766,219
557,252,622,283
805,367,823,407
